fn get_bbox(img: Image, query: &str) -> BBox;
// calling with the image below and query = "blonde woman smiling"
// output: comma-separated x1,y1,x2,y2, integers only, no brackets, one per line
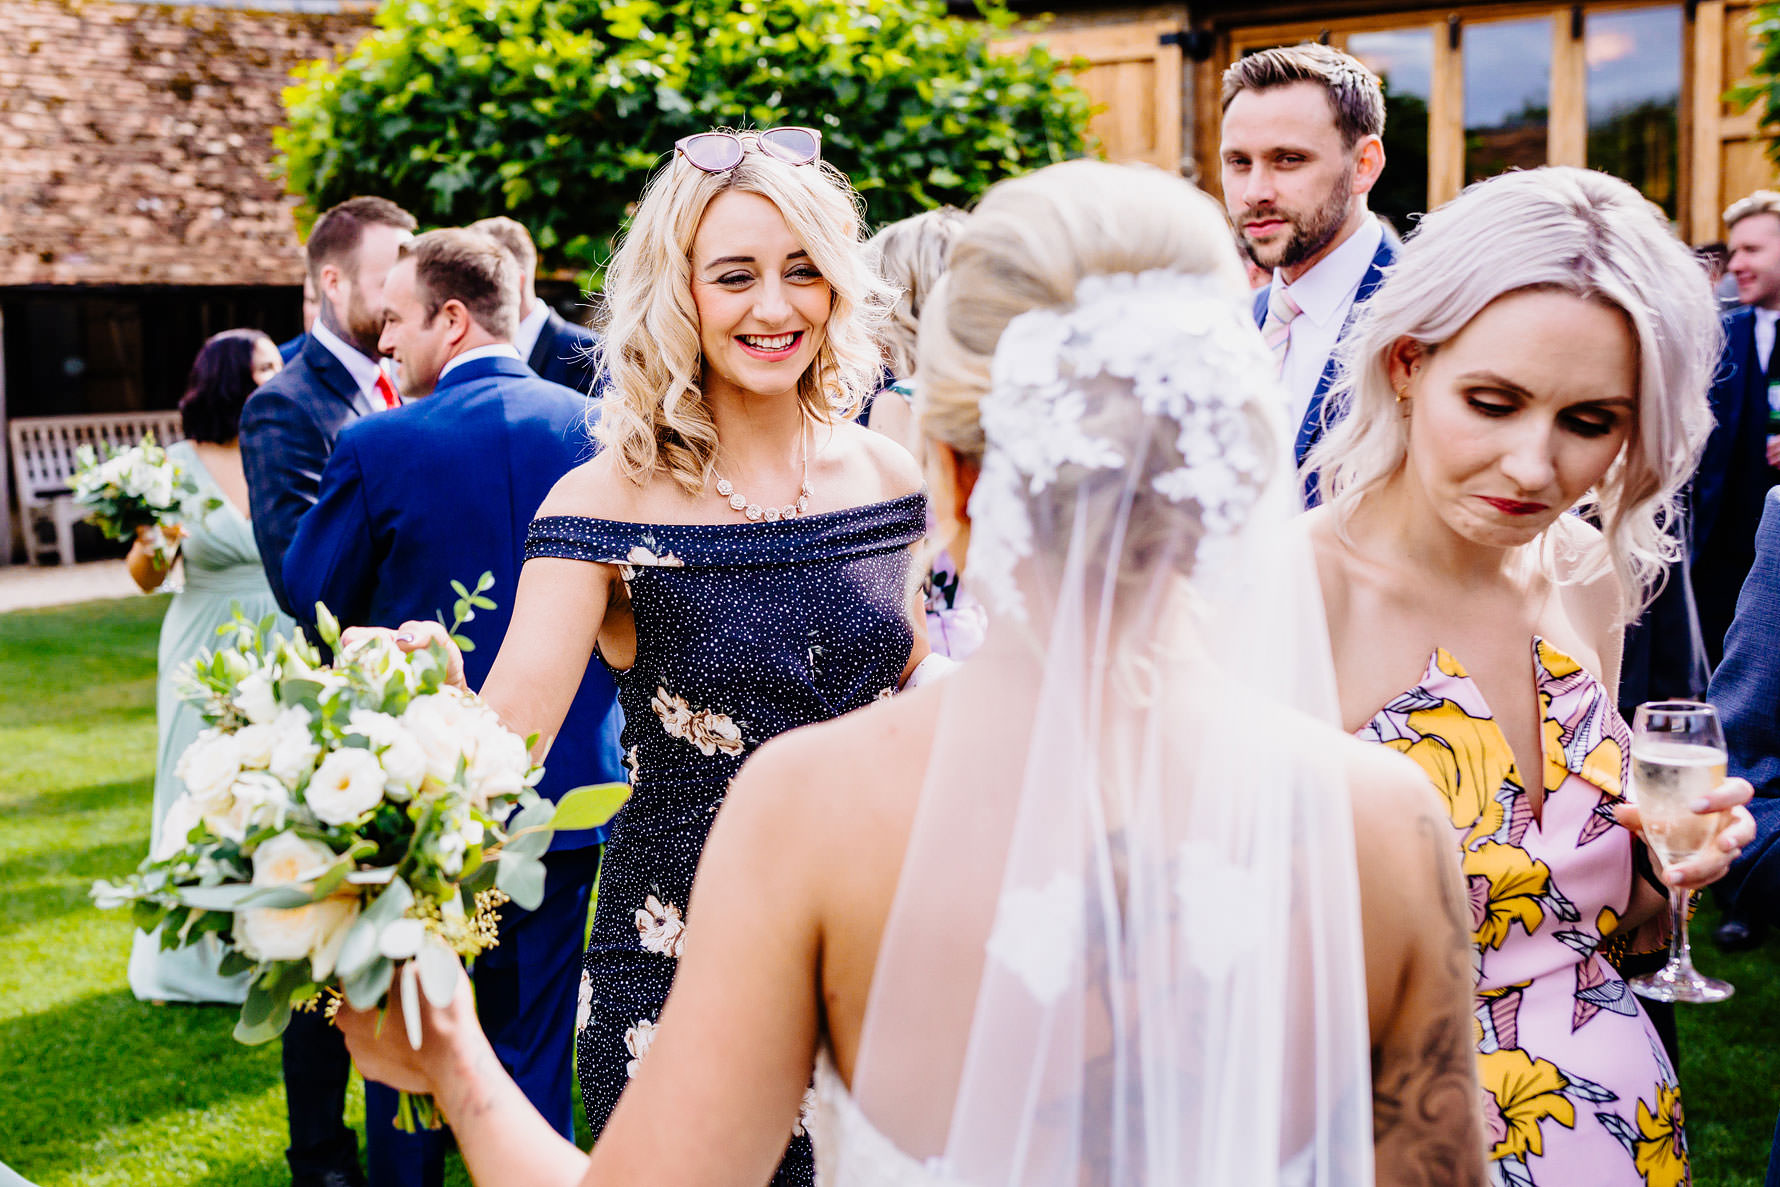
363,126,925,1185
1307,167,1756,1185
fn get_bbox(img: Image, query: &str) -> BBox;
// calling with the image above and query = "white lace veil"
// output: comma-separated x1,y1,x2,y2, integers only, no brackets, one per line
841,250,1375,1184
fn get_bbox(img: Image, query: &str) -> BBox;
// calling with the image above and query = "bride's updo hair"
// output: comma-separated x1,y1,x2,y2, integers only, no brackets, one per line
918,159,1270,602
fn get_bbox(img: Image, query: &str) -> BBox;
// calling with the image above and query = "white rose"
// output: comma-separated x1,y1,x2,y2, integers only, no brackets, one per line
232,723,277,771
402,693,472,786
303,749,389,826
238,833,355,965
177,729,242,803
203,771,294,843
152,793,207,862
465,715,529,806
268,707,322,791
348,710,427,801
234,671,279,725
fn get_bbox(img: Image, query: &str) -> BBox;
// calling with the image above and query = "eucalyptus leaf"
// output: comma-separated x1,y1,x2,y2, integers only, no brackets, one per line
501,828,551,860
417,935,461,1007
547,782,633,832
344,954,395,1010
496,853,546,911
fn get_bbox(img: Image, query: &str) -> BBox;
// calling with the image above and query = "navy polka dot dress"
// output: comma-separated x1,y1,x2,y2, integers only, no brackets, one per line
524,491,925,1183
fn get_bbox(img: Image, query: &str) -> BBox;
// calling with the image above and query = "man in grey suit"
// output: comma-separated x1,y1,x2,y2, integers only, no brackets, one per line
469,215,602,394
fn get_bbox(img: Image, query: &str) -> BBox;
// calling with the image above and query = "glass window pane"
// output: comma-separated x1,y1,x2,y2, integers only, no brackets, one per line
1587,6,1683,218
1349,29,1433,232
1464,17,1552,183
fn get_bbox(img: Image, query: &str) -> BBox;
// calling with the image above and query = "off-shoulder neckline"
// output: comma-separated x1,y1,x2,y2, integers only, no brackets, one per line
532,490,925,534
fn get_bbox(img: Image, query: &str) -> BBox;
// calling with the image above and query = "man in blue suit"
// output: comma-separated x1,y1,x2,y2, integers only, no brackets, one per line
1220,43,1396,502
241,195,416,1187
243,196,416,618
468,216,602,395
1708,488,1780,1182
284,227,624,1187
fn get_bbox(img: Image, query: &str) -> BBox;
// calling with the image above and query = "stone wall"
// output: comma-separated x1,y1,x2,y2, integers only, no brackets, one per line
0,0,373,286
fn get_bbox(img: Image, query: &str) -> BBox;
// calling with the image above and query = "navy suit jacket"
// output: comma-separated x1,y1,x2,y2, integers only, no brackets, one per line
278,331,309,364
1709,489,1780,923
527,308,602,396
1692,307,1778,664
240,332,377,617
283,354,625,849
1252,233,1399,493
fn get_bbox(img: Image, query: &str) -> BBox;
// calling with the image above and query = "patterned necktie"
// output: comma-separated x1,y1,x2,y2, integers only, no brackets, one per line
374,370,400,409
1261,283,1301,378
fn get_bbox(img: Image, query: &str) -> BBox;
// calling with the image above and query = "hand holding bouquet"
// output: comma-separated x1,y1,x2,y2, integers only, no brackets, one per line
94,589,630,1131
71,432,216,564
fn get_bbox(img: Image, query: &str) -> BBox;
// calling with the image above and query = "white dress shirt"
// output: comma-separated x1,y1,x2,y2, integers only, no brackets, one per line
1754,306,1777,375
513,301,552,364
310,319,387,406
439,342,523,381
1273,217,1384,425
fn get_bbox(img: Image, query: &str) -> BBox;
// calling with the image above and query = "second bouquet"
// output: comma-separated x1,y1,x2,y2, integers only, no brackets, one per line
94,596,629,1131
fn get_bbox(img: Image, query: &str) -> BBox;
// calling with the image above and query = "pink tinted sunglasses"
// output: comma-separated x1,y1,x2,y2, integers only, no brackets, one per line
674,126,822,173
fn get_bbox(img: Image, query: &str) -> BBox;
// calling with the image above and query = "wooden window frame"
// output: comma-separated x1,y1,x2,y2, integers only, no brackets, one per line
1209,1,1696,235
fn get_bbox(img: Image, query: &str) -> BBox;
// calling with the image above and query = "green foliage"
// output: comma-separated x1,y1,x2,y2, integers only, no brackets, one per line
1729,4,1780,167
277,0,1093,282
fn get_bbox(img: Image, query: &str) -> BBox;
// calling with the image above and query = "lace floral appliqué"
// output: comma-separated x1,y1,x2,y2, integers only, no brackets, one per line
966,269,1278,620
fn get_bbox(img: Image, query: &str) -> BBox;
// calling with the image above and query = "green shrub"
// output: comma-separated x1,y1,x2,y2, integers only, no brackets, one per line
277,0,1094,283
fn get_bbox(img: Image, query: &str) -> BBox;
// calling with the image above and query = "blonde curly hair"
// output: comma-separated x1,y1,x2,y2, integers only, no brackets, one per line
594,137,893,495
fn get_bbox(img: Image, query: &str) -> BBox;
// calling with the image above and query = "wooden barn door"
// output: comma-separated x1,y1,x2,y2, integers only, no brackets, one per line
998,20,1185,172
1692,0,1780,241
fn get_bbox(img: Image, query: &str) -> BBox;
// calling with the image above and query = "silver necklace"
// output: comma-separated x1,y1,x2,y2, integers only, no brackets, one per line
713,421,813,523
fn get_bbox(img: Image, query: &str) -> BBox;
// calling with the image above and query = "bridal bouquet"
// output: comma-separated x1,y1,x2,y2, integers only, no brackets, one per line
70,433,216,563
93,588,630,1131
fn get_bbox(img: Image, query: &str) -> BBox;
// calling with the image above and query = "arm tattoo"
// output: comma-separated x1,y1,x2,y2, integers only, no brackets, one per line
1371,814,1486,1187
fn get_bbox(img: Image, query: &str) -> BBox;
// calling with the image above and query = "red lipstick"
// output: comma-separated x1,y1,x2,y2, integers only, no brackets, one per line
1478,496,1548,517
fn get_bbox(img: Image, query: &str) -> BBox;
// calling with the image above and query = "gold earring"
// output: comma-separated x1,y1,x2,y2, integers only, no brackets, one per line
1393,385,1409,404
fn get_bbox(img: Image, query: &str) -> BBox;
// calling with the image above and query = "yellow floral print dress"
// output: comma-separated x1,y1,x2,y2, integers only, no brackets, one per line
1359,640,1687,1187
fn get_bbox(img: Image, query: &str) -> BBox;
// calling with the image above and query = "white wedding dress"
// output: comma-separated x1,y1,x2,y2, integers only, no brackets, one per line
811,1050,968,1187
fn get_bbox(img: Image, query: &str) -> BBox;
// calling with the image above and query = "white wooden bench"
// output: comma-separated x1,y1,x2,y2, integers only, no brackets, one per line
9,411,185,565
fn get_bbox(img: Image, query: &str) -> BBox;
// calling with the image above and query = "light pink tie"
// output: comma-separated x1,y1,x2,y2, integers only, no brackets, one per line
1261,283,1300,378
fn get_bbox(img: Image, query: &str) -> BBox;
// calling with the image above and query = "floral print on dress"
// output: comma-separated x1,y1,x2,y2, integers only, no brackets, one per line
1358,639,1685,1186
528,494,926,1187
623,1017,657,1079
651,686,744,757
635,892,686,958
576,968,593,1032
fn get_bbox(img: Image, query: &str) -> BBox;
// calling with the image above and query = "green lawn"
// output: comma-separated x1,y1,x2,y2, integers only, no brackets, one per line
2,597,1777,1184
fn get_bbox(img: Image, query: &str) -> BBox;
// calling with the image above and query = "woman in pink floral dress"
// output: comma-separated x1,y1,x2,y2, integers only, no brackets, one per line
1308,168,1756,1185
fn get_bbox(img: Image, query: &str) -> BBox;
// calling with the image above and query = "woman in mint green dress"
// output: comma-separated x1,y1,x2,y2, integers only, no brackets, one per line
125,328,292,1004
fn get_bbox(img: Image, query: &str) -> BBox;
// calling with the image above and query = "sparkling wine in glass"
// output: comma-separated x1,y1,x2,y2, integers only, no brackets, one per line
1627,701,1734,1003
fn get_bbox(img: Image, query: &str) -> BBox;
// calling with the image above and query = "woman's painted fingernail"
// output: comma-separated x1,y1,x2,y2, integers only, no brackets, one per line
1690,798,1711,813
396,632,415,645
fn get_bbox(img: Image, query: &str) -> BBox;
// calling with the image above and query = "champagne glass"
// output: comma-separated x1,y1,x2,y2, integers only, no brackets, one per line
1627,700,1734,1003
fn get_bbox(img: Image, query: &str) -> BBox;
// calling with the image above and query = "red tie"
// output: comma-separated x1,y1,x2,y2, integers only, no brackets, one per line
375,371,400,409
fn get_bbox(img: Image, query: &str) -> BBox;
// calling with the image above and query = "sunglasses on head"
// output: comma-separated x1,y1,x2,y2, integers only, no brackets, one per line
674,126,822,174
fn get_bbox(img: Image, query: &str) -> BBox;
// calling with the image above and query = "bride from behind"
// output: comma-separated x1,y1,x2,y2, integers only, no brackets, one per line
340,159,1486,1186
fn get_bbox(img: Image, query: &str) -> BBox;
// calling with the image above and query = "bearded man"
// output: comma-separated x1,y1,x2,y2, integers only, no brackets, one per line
242,196,416,619
1220,43,1392,500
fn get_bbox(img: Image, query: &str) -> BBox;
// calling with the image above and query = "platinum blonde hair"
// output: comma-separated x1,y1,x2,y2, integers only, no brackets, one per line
919,159,1249,465
1309,166,1720,613
868,206,969,379
595,137,893,494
